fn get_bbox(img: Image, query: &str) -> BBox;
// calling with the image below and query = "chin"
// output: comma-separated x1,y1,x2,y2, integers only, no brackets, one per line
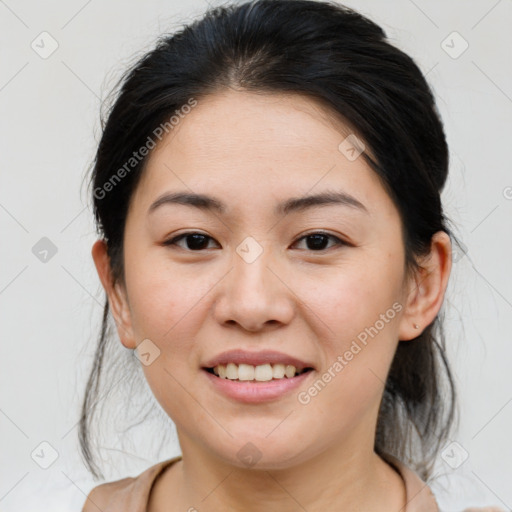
209,433,315,471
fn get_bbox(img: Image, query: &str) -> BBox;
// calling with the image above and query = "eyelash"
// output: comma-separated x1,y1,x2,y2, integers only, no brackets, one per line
162,231,348,252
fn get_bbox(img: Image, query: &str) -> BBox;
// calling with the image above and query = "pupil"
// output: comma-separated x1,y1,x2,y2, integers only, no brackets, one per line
307,234,328,250
187,234,208,250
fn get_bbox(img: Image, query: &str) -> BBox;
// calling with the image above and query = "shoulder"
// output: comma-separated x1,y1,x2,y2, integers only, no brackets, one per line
82,474,138,512
380,453,506,512
82,456,182,512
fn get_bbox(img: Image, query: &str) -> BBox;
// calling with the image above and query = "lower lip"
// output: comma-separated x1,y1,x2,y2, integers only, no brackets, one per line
202,368,314,403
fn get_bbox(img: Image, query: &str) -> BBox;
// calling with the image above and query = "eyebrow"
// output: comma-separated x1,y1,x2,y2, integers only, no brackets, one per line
148,190,369,216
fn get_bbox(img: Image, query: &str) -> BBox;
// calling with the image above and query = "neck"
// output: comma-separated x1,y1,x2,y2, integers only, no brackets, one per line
152,432,406,511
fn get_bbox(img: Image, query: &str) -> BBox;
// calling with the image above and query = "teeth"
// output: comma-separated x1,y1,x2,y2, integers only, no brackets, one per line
226,363,238,379
285,364,296,378
255,364,273,381
272,364,285,379
238,363,255,381
211,363,307,381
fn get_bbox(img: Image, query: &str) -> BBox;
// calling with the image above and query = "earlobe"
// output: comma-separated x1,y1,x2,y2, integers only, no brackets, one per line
398,231,452,341
91,239,137,349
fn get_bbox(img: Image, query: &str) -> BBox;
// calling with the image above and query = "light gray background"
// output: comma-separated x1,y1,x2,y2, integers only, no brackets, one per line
1,0,511,510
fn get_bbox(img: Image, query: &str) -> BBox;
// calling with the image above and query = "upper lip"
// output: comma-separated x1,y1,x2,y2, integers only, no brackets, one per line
202,349,315,372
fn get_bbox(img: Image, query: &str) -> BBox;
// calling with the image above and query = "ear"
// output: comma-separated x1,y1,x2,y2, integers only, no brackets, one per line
398,231,452,341
91,239,137,349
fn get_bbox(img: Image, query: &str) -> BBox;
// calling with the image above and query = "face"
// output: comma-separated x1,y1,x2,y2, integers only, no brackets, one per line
98,90,430,470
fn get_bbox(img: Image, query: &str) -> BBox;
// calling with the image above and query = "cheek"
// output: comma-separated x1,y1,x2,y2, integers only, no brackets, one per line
295,271,401,436
299,258,402,345
123,244,207,339
295,257,403,418
123,257,210,418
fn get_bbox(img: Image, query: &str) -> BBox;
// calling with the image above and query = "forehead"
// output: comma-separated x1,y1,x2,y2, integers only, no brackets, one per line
156,90,357,160
131,89,396,222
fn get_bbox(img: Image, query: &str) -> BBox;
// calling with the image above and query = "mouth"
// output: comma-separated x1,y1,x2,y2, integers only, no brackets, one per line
203,363,314,382
201,359,315,403
201,349,316,402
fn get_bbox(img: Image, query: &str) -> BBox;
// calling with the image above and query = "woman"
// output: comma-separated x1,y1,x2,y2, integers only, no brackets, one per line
80,0,502,510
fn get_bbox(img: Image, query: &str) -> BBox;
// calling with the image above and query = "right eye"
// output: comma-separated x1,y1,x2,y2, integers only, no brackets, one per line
162,232,220,251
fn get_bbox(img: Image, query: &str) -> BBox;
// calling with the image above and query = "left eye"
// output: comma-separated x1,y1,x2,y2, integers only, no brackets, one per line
293,232,346,251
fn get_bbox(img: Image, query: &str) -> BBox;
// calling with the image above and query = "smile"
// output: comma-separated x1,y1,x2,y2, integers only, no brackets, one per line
206,363,312,381
202,365,314,403
201,349,316,402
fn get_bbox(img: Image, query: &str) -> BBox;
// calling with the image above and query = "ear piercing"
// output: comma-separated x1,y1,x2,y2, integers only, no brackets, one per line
413,324,420,329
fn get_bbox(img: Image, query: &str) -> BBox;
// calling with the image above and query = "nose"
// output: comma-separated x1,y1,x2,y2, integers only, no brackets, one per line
212,244,295,332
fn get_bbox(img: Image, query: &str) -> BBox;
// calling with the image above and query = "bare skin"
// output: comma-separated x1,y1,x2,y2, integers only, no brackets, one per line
92,88,452,511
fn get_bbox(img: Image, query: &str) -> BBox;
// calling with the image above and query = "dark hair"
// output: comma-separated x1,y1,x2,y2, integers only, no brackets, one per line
81,0,460,482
